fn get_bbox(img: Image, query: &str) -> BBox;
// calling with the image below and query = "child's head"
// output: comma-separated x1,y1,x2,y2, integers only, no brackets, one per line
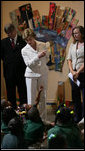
55,104,74,124
27,106,41,122
1,99,12,111
48,132,67,149
16,104,32,122
2,106,18,125
8,116,23,136
21,103,32,112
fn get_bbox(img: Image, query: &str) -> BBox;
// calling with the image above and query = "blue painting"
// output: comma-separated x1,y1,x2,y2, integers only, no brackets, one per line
34,28,68,71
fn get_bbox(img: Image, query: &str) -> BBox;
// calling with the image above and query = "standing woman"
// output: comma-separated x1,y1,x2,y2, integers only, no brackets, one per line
67,26,84,123
21,28,50,122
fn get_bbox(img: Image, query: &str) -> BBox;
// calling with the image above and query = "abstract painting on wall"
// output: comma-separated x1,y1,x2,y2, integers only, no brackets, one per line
9,2,79,72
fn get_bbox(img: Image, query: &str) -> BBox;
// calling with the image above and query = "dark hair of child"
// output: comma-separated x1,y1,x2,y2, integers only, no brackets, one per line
55,103,75,125
27,106,42,123
2,106,18,125
8,116,23,136
1,100,12,112
2,117,24,149
48,132,67,149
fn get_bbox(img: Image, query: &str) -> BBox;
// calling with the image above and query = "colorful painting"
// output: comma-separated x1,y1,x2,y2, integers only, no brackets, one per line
42,15,49,29
48,2,56,30
47,42,66,71
66,8,76,22
54,43,66,71
34,28,68,71
33,10,42,29
65,18,79,40
19,3,33,28
10,9,22,35
10,4,34,32
9,2,79,72
54,6,65,30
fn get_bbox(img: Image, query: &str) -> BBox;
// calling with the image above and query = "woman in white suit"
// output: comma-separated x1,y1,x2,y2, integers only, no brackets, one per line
21,28,50,122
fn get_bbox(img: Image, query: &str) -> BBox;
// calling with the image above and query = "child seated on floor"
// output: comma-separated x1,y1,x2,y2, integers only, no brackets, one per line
47,104,83,149
1,100,14,143
1,106,18,135
1,99,12,123
16,86,44,122
1,116,24,149
23,86,45,148
48,132,68,149
15,86,54,149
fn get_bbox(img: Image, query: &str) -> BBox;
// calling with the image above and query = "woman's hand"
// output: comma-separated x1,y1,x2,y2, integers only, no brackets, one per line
73,72,79,81
38,51,47,58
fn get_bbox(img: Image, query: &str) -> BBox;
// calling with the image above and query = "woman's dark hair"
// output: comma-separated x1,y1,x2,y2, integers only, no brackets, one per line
72,26,84,43
55,104,74,124
2,106,18,125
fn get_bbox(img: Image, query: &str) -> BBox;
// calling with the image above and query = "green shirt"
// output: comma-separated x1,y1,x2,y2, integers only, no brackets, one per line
23,120,44,143
1,122,9,134
1,133,19,149
47,123,83,149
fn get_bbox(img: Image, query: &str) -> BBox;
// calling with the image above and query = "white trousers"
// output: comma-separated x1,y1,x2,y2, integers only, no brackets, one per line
25,75,48,121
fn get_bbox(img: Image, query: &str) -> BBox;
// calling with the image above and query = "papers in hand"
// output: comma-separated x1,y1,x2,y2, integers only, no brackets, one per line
68,72,80,87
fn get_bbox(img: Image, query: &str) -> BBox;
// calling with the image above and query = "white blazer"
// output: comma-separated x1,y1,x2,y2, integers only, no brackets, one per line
21,40,50,78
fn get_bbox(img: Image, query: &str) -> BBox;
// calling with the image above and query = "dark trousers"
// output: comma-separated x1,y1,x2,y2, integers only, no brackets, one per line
70,72,84,123
5,74,27,109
